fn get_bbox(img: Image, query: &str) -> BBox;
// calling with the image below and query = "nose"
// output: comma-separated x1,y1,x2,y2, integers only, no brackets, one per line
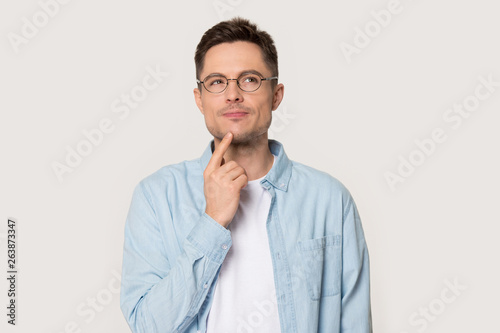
225,79,243,103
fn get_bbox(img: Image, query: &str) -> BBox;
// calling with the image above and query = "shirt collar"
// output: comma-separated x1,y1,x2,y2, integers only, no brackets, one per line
199,139,292,191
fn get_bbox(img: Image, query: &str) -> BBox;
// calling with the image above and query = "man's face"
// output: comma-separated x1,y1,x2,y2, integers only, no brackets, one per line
194,41,284,145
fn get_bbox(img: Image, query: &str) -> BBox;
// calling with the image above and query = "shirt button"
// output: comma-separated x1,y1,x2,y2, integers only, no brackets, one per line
221,244,228,250
203,283,208,289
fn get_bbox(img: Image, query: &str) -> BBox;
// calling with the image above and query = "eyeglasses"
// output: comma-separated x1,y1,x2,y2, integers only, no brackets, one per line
196,72,278,93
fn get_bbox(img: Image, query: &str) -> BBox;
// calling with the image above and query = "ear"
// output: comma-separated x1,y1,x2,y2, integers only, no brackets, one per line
193,87,204,115
271,83,285,111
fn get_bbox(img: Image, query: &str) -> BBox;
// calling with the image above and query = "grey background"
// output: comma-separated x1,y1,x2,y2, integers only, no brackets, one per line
1,0,499,332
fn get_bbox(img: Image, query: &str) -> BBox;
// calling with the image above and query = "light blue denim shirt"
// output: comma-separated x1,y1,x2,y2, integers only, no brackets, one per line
120,139,372,333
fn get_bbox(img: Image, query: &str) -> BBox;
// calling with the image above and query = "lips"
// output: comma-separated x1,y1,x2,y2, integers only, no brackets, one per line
223,110,249,117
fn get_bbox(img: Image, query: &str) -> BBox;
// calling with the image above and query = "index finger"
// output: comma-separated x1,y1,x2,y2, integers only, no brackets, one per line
206,132,233,171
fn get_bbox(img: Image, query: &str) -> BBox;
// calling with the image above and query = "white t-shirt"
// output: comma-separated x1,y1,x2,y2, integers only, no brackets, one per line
206,154,281,333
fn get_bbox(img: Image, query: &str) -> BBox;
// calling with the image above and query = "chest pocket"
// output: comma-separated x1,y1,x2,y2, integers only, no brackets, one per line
297,234,342,300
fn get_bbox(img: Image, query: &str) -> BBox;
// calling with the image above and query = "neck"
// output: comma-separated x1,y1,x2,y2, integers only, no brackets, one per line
213,132,274,181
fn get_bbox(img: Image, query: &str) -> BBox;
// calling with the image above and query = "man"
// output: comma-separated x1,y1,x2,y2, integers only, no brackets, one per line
120,17,372,333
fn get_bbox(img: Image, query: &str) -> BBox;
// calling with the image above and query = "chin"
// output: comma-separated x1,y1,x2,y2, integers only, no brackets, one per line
208,124,268,144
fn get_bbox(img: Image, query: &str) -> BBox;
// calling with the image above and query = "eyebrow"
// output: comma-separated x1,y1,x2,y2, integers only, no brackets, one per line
204,69,265,78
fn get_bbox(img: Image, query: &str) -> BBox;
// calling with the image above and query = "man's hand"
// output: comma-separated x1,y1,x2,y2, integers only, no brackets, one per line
203,132,248,228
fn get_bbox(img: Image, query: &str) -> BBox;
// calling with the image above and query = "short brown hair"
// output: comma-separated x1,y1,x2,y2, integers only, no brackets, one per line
194,17,278,81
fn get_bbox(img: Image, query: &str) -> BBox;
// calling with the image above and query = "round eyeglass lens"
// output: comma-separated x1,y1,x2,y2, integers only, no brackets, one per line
204,75,228,93
238,73,261,92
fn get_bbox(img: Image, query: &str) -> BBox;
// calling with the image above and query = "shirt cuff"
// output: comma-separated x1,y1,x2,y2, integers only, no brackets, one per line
185,212,232,265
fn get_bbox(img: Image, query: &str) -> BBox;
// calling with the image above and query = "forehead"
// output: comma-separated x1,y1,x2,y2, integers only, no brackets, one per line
201,41,268,77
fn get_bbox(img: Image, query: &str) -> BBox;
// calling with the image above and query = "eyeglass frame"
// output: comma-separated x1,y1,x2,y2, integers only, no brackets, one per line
196,71,278,93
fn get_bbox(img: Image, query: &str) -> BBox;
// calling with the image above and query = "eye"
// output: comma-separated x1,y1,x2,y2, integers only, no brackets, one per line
206,76,226,86
241,75,259,83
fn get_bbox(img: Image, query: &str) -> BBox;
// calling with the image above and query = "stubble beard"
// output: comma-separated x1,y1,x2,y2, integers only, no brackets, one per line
206,115,272,147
